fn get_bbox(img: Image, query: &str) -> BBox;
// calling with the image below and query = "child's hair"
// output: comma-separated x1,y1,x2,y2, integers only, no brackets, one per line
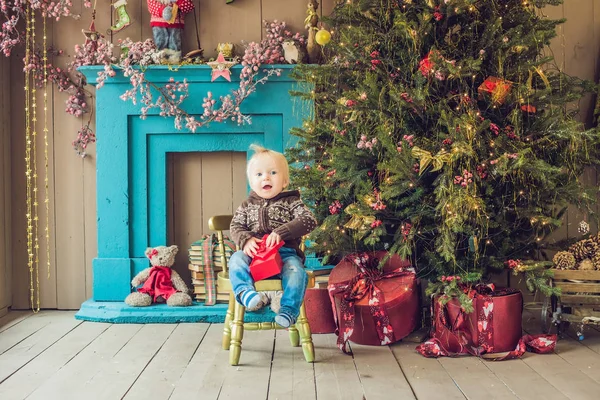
247,144,290,183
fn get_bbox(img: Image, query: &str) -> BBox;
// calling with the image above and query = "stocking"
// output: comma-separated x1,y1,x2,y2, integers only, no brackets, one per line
110,0,131,33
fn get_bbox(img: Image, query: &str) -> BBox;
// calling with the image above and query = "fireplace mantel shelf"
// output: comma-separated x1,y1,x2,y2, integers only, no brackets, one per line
75,64,311,323
78,64,298,84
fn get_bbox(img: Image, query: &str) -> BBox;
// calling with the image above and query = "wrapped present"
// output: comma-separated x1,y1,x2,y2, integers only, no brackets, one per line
478,76,511,104
304,287,336,334
415,285,557,360
249,235,285,281
328,252,420,354
434,286,523,354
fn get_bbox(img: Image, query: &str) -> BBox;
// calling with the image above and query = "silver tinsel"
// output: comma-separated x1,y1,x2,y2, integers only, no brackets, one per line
578,220,590,235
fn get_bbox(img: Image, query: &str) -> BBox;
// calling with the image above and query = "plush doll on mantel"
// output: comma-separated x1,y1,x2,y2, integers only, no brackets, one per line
146,0,195,63
125,245,193,306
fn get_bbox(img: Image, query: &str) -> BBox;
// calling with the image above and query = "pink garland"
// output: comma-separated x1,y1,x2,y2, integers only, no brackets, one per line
5,16,305,156
1,0,83,57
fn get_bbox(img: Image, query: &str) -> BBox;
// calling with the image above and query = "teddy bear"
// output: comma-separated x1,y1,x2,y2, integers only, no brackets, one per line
146,0,195,63
263,290,283,314
125,245,193,307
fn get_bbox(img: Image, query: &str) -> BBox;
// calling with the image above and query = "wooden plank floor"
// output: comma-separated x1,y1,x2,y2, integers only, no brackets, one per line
0,310,599,399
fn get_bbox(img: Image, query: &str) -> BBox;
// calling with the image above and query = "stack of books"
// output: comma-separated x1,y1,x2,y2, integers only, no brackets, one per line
188,238,234,303
305,253,334,289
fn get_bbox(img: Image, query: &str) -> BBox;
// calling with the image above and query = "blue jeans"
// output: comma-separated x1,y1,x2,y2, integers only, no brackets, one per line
152,26,182,51
228,247,308,319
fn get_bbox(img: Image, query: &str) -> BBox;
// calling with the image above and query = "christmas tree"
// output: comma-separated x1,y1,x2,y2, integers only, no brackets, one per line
288,0,600,300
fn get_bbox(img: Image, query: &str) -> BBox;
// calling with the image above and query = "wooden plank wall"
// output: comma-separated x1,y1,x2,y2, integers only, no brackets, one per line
4,1,599,309
0,55,11,317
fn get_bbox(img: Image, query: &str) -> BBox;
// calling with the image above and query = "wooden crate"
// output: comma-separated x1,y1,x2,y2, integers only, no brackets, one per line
552,269,600,323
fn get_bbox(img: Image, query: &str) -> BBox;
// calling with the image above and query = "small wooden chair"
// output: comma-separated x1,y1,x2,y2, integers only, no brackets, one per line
208,215,315,366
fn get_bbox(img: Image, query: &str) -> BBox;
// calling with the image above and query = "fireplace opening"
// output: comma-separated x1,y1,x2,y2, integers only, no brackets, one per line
167,151,247,286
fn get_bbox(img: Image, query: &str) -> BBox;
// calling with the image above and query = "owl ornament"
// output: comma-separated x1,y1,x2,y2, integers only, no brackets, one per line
282,40,307,64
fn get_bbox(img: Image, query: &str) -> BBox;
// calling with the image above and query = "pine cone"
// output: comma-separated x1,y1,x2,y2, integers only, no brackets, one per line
553,251,576,270
578,259,595,271
568,239,598,261
592,252,600,270
590,233,600,247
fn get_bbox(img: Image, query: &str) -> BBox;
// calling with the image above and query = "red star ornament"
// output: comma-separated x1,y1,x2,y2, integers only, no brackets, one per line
82,20,104,49
207,52,237,82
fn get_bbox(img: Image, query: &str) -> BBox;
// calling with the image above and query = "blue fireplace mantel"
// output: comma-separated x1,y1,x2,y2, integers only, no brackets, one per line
75,65,311,323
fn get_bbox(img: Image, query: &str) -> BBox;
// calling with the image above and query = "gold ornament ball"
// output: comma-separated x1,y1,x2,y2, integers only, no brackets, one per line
315,29,332,46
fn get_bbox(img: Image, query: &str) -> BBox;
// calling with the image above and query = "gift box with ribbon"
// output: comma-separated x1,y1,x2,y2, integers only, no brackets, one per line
433,286,523,354
249,235,285,281
416,285,556,360
478,76,512,105
328,252,420,354
304,287,337,334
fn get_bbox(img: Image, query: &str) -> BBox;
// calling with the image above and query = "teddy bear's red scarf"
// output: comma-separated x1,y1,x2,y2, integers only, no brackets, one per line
138,266,177,301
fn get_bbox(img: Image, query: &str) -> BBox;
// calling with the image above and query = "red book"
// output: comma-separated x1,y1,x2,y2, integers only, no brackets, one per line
249,235,285,281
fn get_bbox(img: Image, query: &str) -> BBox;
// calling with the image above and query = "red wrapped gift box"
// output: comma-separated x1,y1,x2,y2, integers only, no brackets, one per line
304,288,336,334
431,286,523,354
477,76,512,105
249,235,285,281
328,252,420,353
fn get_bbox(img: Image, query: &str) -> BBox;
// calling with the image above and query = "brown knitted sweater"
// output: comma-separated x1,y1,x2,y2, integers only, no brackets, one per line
229,190,317,260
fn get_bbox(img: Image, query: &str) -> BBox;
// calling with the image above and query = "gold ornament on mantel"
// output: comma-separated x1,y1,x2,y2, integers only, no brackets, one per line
216,43,235,59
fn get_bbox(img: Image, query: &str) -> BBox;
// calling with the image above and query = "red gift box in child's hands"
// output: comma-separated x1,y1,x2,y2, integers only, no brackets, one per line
249,235,285,281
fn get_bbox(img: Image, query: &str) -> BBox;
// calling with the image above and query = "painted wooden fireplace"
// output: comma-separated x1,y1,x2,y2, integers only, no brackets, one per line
75,65,309,322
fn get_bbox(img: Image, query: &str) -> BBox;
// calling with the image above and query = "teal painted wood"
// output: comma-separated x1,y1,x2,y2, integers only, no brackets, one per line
130,116,281,255
74,299,278,324
78,65,311,307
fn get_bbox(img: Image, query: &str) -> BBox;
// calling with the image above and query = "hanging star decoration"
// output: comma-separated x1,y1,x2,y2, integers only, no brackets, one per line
207,52,237,82
82,19,104,51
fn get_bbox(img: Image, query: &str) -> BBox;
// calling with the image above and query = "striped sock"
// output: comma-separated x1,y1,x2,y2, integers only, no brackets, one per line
239,290,262,310
275,312,295,328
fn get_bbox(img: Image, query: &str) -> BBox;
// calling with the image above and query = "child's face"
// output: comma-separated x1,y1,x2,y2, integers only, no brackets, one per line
248,154,288,199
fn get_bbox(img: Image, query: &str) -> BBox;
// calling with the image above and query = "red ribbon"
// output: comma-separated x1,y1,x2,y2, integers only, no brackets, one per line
484,79,498,91
137,265,178,302
148,248,159,259
251,234,285,261
328,255,415,355
416,333,556,360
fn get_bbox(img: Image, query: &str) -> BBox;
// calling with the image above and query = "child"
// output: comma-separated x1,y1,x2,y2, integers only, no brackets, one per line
229,145,317,328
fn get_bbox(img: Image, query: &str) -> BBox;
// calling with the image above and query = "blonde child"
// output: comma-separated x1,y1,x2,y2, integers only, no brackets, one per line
229,145,317,327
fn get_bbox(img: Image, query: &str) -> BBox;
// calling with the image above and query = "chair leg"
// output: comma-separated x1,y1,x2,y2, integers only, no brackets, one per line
297,302,315,363
229,300,245,366
289,324,300,347
222,292,235,350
